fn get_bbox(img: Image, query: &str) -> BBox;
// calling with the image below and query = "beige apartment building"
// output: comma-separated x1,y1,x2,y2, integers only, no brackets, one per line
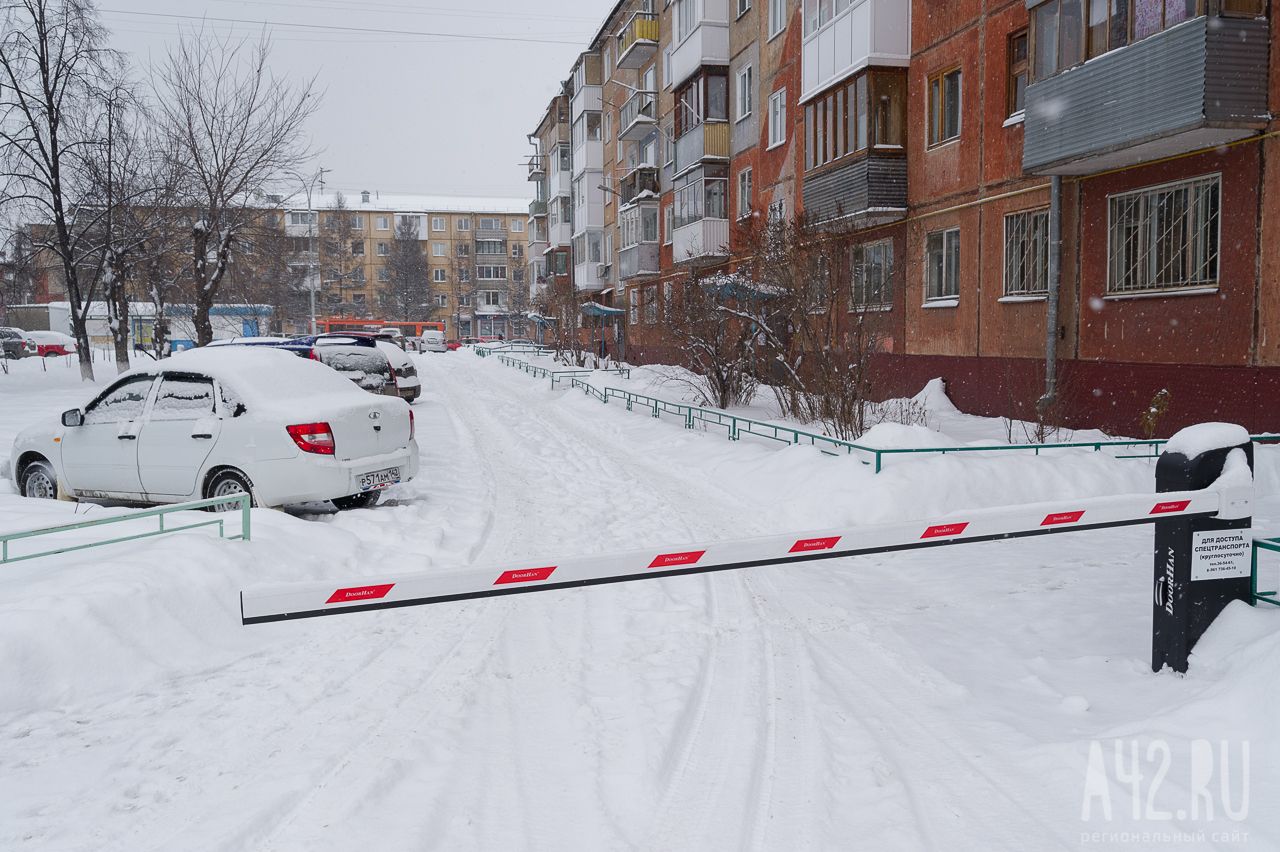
281,190,529,339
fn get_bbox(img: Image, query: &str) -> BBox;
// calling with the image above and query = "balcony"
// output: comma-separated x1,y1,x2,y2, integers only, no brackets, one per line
669,0,729,89
617,12,659,70
527,155,545,182
619,90,657,142
475,227,507,242
801,0,910,102
475,302,508,316
674,121,729,175
620,166,660,206
672,218,729,266
573,260,604,291
549,221,573,247
529,199,548,218
1023,15,1270,176
475,243,508,258
618,242,660,280
802,152,907,227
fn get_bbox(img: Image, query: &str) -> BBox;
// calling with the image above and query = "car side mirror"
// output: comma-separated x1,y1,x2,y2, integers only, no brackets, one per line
61,409,83,427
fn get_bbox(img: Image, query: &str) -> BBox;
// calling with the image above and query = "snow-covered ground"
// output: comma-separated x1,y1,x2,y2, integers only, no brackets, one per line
1,351,1278,851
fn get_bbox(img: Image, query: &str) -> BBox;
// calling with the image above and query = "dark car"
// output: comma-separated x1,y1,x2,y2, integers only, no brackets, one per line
207,335,399,397
0,327,37,359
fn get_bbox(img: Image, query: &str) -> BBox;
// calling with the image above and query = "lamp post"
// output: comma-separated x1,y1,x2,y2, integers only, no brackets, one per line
286,167,330,334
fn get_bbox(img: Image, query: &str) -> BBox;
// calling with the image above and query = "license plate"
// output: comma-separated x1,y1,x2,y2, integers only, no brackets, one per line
358,467,401,491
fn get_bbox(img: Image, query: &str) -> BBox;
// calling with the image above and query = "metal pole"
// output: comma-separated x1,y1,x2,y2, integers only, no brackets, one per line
1041,175,1063,414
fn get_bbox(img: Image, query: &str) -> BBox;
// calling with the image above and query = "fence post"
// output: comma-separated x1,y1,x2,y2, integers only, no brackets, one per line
1152,424,1254,674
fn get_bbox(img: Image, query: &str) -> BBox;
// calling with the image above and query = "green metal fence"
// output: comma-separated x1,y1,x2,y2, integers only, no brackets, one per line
1,493,251,565
504,354,1279,473
1253,536,1280,608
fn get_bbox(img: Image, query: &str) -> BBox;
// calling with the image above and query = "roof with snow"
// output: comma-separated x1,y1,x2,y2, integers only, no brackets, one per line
280,190,527,216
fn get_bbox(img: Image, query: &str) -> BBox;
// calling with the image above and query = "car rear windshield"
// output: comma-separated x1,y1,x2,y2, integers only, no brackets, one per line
318,348,392,390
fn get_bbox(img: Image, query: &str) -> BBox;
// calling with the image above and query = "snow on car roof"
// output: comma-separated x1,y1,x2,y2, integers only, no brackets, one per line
155,347,369,408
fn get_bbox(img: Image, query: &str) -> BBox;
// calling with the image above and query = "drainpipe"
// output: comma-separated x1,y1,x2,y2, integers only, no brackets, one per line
1040,175,1063,415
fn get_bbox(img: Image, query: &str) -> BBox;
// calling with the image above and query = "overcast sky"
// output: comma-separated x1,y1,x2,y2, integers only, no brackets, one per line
100,0,616,201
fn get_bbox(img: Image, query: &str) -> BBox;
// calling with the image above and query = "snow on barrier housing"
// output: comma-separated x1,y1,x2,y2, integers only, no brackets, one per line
241,424,1256,674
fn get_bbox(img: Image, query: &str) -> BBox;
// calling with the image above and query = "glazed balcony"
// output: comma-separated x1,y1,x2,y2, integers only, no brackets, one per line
1023,15,1269,176
672,218,728,266
618,242,660,280
619,166,660,206
528,199,548,218
669,0,729,89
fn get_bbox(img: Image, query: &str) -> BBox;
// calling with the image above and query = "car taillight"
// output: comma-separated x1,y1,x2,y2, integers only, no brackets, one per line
409,409,415,441
286,422,335,455
308,348,320,360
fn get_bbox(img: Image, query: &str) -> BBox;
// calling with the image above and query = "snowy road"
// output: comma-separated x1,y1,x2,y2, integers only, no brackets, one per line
2,352,1278,851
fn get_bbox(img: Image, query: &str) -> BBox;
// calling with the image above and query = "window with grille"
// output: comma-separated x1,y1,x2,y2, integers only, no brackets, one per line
851,240,893,308
1004,209,1049,296
925,228,960,301
1107,175,1220,295
643,285,658,323
629,287,640,323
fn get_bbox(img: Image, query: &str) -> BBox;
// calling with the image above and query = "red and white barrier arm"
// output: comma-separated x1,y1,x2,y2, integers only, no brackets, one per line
241,487,1237,625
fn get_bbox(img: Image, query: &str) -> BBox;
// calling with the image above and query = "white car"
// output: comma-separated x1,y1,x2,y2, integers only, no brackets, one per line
9,347,418,510
419,330,447,353
374,340,421,402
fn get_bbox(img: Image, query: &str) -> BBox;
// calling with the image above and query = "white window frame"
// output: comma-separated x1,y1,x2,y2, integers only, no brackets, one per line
850,239,894,309
433,268,447,282
431,216,446,231
432,242,446,257
735,65,754,123
737,0,751,18
1002,208,1050,298
925,227,961,302
376,242,389,256
375,216,390,231
1106,174,1221,296
767,88,787,149
737,167,753,220
768,0,786,40
456,217,471,231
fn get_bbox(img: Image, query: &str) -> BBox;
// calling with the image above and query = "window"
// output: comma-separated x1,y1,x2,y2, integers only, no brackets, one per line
433,268,447,282
457,243,470,257
287,211,317,226
84,373,152,422
738,0,751,17
511,219,525,233
735,65,753,121
1134,0,1195,41
927,68,961,147
459,293,472,305
351,240,364,256
375,216,390,230
351,215,364,229
768,198,786,224
512,243,525,258
676,0,696,40
431,216,446,231
1033,0,1098,80
675,70,728,136
479,217,504,231
643,285,658,323
352,293,366,306
925,228,961,301
629,287,640,324
476,240,504,255
459,268,471,283
1107,174,1220,295
477,265,508,280
352,267,366,284
432,242,446,257
851,240,894,308
674,166,728,228
377,267,390,282
456,217,470,231
1004,209,1050,296
376,242,389,256
482,290,503,306
664,202,673,244
768,0,786,38
805,74,879,171
737,168,753,219
1008,30,1029,117
435,294,448,306
514,268,525,284
150,374,215,420
768,88,787,148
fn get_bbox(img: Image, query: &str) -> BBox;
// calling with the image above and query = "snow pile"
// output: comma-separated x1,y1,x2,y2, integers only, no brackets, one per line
1165,422,1252,459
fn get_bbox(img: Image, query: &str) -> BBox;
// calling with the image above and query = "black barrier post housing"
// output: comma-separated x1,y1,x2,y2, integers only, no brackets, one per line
1152,440,1254,674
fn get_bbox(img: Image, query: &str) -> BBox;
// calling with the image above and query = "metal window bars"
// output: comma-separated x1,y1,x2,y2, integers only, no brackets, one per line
1003,208,1050,296
1107,174,1220,294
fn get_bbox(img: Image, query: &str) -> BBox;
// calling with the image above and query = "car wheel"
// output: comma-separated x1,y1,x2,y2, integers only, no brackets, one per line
20,459,59,500
332,491,381,510
204,468,257,512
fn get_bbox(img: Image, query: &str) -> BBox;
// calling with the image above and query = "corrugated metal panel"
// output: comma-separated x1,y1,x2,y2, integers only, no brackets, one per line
802,155,906,224
1024,16,1269,173
1204,17,1271,123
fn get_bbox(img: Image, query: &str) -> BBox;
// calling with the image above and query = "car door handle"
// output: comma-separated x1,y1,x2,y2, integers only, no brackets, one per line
117,434,137,440
191,433,213,440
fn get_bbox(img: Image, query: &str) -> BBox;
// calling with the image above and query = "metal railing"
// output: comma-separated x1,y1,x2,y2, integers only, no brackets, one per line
1253,536,1280,608
1,493,250,565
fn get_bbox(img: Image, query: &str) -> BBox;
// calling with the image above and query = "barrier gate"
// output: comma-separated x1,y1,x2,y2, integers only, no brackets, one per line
241,429,1258,674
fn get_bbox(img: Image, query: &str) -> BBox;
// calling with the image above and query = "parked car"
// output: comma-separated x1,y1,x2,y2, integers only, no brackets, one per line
0,327,37,359
9,347,417,510
310,334,420,403
444,339,462,351
209,335,399,397
26,330,78,357
420,330,447,353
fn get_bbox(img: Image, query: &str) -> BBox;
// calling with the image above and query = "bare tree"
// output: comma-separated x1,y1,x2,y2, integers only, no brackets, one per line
381,216,427,319
318,191,361,314
0,0,117,379
156,33,317,346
